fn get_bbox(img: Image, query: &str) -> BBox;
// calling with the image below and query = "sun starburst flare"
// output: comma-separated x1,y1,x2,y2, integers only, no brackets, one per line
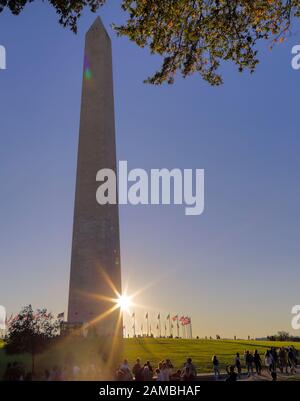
115,294,133,312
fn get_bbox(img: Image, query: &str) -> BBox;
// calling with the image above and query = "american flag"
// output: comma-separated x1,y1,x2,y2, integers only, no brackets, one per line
183,317,191,325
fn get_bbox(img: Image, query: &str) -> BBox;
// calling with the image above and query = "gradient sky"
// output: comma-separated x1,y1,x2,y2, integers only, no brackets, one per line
1,1,300,339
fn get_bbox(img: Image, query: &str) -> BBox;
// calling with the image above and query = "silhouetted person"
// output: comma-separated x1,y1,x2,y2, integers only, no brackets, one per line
235,353,242,377
24,372,32,381
288,347,296,374
142,363,153,381
279,347,288,374
245,351,254,376
44,369,50,381
226,365,238,382
171,369,182,381
253,350,262,375
270,347,278,372
132,358,143,381
3,363,12,381
265,350,274,374
10,362,22,381
212,355,220,379
182,358,197,380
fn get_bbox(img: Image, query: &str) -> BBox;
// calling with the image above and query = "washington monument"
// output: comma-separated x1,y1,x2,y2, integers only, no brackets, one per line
68,17,122,338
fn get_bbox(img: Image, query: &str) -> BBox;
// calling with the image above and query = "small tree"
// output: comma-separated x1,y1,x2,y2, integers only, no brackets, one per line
277,331,290,341
5,305,60,375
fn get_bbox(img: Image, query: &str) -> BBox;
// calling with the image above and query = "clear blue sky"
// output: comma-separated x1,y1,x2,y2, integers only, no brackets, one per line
1,1,300,338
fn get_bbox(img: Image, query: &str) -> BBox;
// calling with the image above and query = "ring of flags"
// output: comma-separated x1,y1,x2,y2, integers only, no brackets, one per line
125,312,192,339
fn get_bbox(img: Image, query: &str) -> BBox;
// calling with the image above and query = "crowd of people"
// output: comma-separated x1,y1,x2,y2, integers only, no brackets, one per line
116,357,197,381
3,362,32,381
3,362,104,381
2,345,298,381
239,346,298,380
116,346,298,382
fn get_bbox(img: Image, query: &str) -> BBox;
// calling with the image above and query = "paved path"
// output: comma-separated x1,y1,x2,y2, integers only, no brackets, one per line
194,368,300,381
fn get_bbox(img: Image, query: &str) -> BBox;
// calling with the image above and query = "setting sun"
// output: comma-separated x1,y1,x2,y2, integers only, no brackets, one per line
116,294,132,312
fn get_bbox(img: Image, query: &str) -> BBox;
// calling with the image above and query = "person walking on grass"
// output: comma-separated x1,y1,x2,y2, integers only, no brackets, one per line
165,359,174,377
245,351,254,377
160,362,170,381
120,359,130,371
145,361,153,375
132,358,143,381
270,347,278,372
142,363,153,381
288,347,296,374
234,353,242,378
182,358,197,380
212,355,220,379
279,347,288,374
265,350,274,375
291,346,298,365
253,350,262,375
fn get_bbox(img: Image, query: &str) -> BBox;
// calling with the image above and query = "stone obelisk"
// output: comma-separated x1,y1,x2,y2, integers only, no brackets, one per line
68,17,122,338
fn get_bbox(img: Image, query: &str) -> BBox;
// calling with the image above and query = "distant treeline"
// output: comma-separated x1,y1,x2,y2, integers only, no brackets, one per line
267,331,300,342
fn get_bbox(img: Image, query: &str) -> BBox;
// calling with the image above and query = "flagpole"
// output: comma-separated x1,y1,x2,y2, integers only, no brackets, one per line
147,313,149,337
157,313,161,338
190,317,193,339
168,314,171,338
176,316,179,338
133,312,136,337
159,315,161,337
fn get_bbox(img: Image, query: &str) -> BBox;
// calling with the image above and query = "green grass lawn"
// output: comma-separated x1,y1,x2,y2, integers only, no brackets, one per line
0,337,299,379
124,338,300,373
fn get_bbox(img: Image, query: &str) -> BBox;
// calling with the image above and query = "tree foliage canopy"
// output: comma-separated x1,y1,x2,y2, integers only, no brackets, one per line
5,305,60,372
1,0,299,84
